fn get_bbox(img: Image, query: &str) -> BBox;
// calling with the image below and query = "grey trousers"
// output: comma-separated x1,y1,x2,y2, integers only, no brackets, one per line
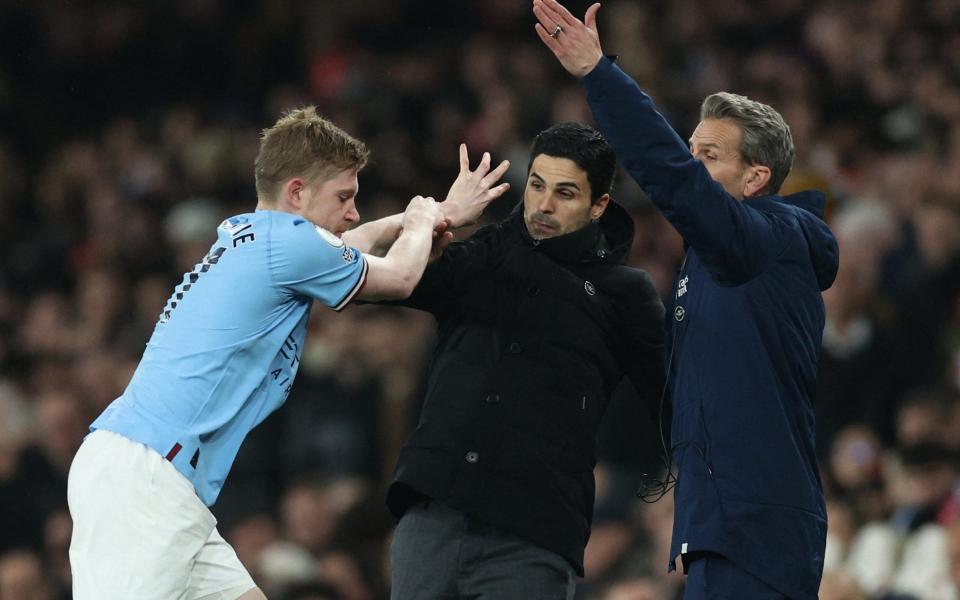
389,501,576,600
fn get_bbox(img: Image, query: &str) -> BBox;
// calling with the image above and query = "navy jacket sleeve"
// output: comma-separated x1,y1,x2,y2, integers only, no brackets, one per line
581,57,786,285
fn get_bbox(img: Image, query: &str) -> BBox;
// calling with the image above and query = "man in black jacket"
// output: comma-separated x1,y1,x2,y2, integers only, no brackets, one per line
386,123,666,599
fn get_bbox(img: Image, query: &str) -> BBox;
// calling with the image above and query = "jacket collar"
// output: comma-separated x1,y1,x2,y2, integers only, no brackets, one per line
745,189,827,219
507,201,634,265
745,189,838,290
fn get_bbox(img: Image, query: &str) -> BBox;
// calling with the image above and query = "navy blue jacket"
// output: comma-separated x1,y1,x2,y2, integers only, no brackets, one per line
582,57,839,599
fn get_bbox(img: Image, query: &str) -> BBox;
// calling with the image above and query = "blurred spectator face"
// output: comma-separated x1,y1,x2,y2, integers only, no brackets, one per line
73,350,133,413
550,86,592,125
322,477,367,517
34,389,87,473
75,268,124,329
134,275,172,324
804,7,858,76
472,86,519,149
281,483,336,554
227,514,278,581
523,155,605,239
27,359,73,397
914,201,960,268
19,293,74,356
830,425,883,490
896,399,948,447
180,128,232,191
297,168,361,237
0,550,53,600
317,550,374,600
836,200,897,260
461,37,500,92
689,119,757,200
898,458,957,508
823,202,896,321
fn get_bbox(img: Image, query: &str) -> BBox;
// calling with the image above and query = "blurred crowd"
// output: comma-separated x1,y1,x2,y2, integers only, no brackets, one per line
1,0,959,598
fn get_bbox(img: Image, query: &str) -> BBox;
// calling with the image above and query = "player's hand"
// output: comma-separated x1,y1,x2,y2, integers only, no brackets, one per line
402,195,444,231
440,144,510,228
430,220,455,262
533,0,604,78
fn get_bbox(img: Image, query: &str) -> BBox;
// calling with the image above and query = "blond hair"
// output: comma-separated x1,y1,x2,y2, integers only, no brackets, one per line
254,106,369,203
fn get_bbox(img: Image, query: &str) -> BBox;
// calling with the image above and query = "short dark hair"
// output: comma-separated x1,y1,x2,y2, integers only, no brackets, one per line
527,123,617,204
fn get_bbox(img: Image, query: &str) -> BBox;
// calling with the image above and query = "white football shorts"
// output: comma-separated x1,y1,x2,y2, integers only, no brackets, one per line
68,429,257,600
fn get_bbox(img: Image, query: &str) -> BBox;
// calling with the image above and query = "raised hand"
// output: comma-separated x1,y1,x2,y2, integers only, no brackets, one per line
440,144,511,228
532,0,604,78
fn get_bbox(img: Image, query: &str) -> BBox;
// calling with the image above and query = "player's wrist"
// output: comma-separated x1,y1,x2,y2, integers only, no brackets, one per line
438,201,468,229
402,212,437,233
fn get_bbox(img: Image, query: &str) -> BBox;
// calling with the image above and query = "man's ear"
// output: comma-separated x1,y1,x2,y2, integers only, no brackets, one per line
743,166,771,198
591,193,611,220
280,178,306,211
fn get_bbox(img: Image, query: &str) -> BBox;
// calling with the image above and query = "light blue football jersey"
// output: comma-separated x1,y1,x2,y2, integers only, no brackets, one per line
91,210,367,505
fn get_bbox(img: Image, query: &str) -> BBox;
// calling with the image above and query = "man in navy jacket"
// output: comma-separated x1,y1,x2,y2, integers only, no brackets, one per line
534,1,839,598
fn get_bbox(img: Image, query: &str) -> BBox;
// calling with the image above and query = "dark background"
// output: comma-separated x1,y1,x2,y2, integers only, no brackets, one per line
1,1,959,598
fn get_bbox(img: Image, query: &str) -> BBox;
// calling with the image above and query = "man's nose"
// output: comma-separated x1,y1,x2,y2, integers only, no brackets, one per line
537,194,556,214
347,205,360,223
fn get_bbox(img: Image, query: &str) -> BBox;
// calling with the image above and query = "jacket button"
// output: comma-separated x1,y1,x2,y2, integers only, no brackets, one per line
465,451,480,463
485,394,500,405
509,342,522,354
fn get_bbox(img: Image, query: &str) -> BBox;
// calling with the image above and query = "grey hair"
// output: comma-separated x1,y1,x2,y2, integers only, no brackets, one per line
700,92,795,196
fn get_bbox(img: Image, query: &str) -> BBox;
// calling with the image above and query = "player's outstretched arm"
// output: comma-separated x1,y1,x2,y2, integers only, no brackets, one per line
357,196,444,301
341,213,404,256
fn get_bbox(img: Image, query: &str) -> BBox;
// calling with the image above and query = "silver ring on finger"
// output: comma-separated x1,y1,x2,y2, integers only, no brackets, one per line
549,24,562,38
